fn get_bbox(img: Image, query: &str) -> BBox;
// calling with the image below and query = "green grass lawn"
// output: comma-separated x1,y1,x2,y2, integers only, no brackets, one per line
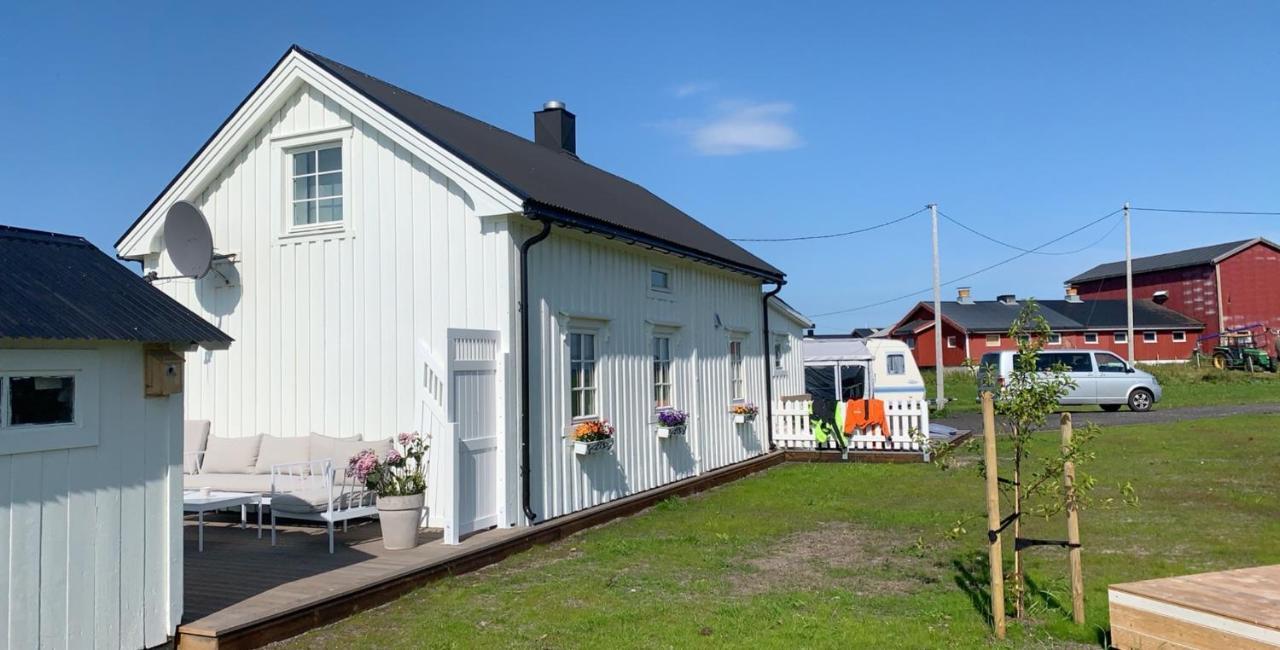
282,414,1280,649
925,363,1280,415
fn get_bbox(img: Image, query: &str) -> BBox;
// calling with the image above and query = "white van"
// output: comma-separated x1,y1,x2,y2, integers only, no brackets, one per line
976,349,1163,412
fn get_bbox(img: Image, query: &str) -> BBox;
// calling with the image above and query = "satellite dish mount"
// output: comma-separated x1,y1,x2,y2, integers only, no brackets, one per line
146,201,235,286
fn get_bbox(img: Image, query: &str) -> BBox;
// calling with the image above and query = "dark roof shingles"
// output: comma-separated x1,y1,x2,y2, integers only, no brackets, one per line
916,299,1202,333
1067,239,1254,283
0,226,231,344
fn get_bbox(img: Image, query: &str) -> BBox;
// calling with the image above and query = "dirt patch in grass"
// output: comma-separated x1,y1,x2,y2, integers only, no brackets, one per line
728,522,938,596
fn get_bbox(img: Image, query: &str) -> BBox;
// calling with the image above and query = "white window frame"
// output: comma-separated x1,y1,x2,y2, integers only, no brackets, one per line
652,334,674,409
270,126,355,242
1172,331,1187,343
985,334,1000,347
1048,333,1062,346
728,336,746,401
1114,331,1128,344
648,266,673,296
886,353,906,375
0,349,100,456
946,336,957,349
568,330,600,421
1143,331,1157,343
1084,332,1099,345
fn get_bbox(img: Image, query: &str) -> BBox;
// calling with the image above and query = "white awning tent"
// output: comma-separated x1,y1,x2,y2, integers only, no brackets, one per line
802,337,874,401
802,337,873,364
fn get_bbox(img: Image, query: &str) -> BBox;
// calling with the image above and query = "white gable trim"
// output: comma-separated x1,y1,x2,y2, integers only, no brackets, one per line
117,49,523,258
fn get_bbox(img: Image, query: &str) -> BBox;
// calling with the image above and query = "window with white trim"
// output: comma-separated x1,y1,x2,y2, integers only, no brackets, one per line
649,268,671,293
1084,332,1099,344
886,354,906,375
946,336,957,348
290,144,343,227
1048,333,1062,345
1172,331,1186,342
772,334,785,373
1143,331,1157,343
1114,331,1128,344
652,335,673,409
0,350,99,456
986,334,1000,347
729,338,745,400
568,331,598,419
2,376,75,426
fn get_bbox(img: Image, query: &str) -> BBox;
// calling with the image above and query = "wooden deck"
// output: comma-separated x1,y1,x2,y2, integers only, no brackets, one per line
178,449,786,649
1109,565,1280,649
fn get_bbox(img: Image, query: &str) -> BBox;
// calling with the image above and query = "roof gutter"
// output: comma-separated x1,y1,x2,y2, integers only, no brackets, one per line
761,282,785,451
523,201,784,283
518,214,553,523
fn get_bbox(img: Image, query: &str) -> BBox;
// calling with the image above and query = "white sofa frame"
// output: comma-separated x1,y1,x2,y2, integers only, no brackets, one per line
269,459,378,553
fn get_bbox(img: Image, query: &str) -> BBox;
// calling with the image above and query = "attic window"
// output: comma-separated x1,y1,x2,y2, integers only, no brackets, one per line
291,145,343,227
649,268,672,293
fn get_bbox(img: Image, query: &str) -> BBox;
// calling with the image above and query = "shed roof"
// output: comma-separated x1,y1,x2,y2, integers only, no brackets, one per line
1067,238,1276,283
802,337,873,363
0,226,232,344
900,299,1202,334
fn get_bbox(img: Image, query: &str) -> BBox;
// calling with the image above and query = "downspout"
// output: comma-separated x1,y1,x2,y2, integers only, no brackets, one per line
761,281,785,451
519,216,553,523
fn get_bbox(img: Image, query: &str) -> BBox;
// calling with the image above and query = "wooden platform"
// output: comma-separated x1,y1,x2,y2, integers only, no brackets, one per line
1109,565,1280,649
178,450,786,649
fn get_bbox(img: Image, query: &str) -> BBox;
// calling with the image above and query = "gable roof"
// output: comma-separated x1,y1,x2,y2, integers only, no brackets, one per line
118,46,782,281
1067,238,1277,283
0,226,231,344
899,299,1202,335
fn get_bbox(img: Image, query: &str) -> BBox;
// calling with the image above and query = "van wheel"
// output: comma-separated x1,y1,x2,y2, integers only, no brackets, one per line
1100,404,1122,412
1128,389,1154,412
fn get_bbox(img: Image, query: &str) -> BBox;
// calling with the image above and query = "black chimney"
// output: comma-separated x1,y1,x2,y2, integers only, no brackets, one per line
534,100,576,155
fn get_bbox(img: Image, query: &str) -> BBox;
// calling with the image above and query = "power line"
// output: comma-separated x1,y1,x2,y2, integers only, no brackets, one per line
730,207,928,242
937,210,1121,256
810,208,1122,318
1131,207,1280,216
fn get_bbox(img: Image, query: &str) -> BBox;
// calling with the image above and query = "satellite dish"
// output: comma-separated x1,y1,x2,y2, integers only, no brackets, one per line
163,201,214,279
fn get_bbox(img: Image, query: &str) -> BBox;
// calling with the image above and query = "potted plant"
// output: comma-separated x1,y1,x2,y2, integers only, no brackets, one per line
347,432,428,550
655,409,688,438
730,402,759,424
570,419,615,456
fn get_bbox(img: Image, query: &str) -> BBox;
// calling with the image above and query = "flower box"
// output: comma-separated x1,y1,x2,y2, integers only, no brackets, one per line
573,438,615,456
656,424,687,439
729,403,759,424
733,413,755,424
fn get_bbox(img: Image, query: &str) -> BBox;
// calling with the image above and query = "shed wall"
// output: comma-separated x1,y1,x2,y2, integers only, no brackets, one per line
1216,242,1280,333
768,302,806,398
0,342,182,650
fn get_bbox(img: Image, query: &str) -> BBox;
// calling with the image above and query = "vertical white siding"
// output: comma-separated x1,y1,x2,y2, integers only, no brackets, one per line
526,227,770,521
0,342,181,650
768,302,807,398
144,83,514,446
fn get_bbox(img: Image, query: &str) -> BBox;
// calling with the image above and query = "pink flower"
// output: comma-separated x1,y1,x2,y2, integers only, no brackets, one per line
386,449,403,465
346,449,380,482
398,432,418,446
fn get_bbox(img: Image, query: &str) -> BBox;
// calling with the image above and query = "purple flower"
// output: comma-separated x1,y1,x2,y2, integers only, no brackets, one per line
398,432,418,446
657,409,688,427
386,449,403,465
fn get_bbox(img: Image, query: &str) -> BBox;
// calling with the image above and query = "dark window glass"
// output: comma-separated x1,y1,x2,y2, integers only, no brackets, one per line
1095,353,1128,373
8,376,75,425
805,366,836,402
840,365,866,400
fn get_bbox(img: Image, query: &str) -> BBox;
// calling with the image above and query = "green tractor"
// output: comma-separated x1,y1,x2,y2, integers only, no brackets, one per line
1201,324,1277,373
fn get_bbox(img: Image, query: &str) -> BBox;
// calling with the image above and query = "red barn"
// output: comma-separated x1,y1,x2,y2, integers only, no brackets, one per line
1068,238,1280,351
889,289,1204,369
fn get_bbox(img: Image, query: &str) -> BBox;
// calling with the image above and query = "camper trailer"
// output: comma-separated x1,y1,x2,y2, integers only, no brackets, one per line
802,335,925,403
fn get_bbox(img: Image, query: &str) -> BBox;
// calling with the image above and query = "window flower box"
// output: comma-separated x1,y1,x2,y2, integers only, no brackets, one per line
655,409,688,439
568,419,615,456
730,402,759,424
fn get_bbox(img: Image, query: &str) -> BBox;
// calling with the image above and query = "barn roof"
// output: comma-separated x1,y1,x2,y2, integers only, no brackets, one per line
1067,238,1277,283
900,299,1202,334
0,226,232,344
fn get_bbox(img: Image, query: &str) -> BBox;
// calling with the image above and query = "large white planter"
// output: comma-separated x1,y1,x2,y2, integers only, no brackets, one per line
377,493,425,550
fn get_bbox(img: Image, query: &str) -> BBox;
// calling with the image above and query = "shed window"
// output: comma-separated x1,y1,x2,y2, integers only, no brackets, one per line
773,335,785,371
1143,331,1157,343
649,268,671,292
4,376,75,426
1048,333,1062,345
946,336,957,348
291,144,343,227
1084,332,1099,344
729,339,744,400
1114,331,1128,344
886,354,906,375
652,335,673,409
569,332,598,419
985,334,1000,347
1172,331,1186,342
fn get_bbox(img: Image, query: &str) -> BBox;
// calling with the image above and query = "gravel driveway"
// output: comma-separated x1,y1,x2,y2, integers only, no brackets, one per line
936,402,1280,433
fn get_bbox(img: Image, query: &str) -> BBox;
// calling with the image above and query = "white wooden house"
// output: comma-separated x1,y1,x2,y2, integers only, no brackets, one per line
0,226,230,649
115,46,799,537
768,296,813,398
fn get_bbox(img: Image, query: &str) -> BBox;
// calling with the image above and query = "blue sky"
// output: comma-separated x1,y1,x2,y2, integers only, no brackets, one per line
2,2,1276,329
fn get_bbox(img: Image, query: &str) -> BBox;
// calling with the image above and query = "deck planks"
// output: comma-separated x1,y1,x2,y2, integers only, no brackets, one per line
1109,565,1280,649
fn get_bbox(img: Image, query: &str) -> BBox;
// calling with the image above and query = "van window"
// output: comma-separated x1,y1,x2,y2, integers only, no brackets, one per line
978,353,999,370
886,354,905,375
1095,352,1128,373
1017,352,1091,373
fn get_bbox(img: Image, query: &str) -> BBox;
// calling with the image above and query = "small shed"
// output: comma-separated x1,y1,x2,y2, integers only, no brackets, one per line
0,226,230,649
801,336,875,402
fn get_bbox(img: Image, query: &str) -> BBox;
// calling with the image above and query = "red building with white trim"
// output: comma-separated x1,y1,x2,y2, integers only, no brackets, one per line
890,288,1204,369
1068,238,1280,351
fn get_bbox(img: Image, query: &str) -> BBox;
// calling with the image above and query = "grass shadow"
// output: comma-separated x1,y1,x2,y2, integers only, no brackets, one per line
951,553,995,627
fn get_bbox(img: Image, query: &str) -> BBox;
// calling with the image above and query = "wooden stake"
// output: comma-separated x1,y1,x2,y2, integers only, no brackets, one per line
1062,412,1085,625
981,391,1006,638
1013,444,1024,618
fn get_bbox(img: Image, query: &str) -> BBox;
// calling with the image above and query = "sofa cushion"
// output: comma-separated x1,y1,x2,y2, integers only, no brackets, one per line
271,488,370,514
309,433,390,467
183,472,274,494
254,435,311,474
200,434,262,474
184,420,211,475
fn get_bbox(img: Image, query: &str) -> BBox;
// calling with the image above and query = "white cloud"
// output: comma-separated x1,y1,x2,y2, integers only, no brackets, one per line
673,81,715,97
689,101,802,156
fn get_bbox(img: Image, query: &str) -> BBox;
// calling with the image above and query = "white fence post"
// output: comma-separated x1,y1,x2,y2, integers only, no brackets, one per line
441,421,459,545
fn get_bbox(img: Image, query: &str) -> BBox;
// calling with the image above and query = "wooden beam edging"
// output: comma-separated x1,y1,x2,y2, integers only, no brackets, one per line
178,450,788,649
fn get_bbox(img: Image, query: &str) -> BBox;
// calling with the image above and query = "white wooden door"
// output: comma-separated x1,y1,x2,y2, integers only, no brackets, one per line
448,329,500,536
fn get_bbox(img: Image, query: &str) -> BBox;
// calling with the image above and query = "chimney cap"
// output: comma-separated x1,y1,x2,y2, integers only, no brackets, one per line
997,294,1017,305
542,100,566,110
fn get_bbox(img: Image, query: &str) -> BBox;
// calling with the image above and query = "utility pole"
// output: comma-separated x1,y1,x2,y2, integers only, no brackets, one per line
930,203,944,410
1124,202,1134,364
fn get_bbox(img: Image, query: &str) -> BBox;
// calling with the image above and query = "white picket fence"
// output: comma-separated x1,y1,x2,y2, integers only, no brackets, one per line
773,397,930,455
